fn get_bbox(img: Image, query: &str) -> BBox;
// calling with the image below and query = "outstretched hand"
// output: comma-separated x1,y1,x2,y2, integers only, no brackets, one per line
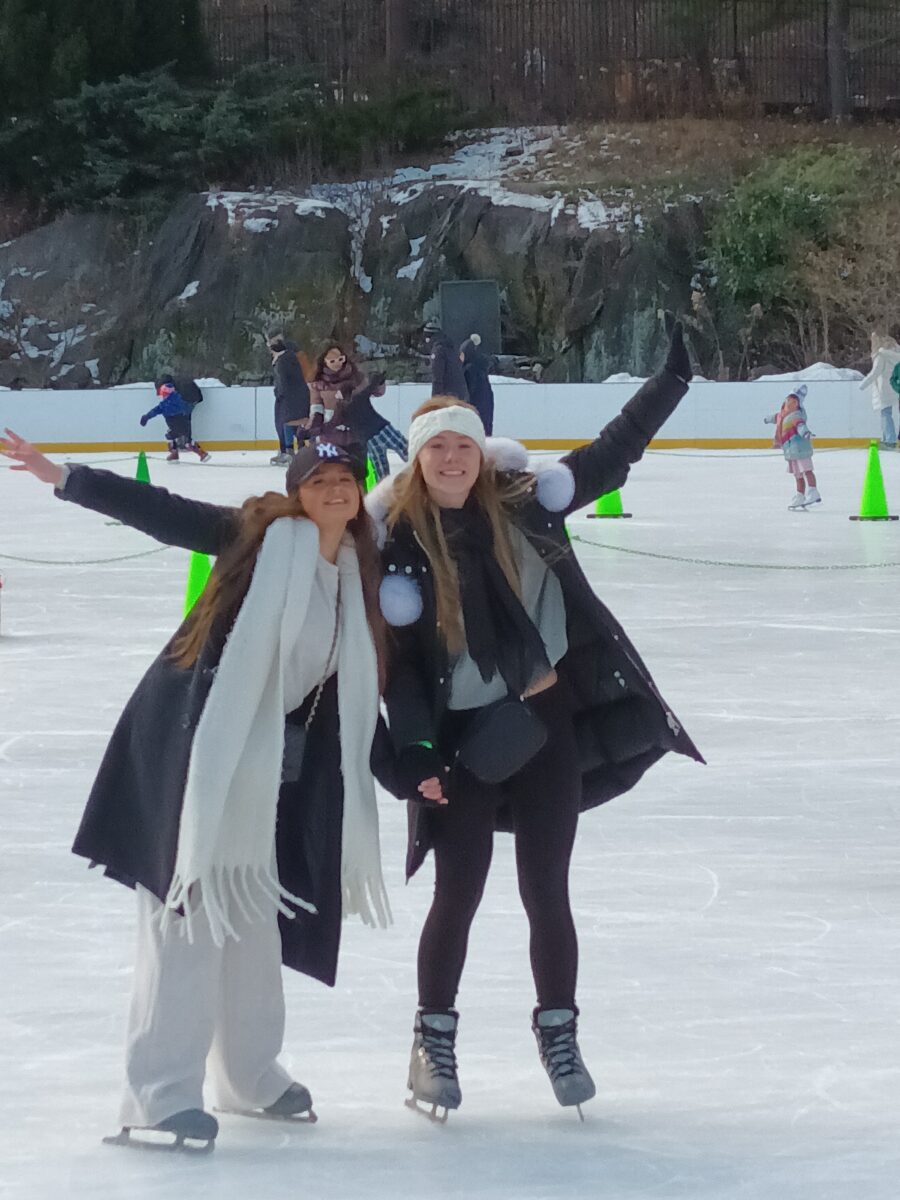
0,429,65,487
664,321,693,385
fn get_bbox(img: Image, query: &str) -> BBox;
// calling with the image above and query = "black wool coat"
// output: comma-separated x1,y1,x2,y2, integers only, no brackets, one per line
59,465,393,986
273,351,311,424
377,368,705,880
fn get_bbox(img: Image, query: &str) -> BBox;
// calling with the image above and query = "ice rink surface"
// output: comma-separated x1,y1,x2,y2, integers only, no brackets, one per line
2,445,899,1200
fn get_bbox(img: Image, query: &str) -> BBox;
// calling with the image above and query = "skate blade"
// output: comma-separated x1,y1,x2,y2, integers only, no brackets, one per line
404,1097,452,1123
215,1105,318,1125
102,1127,215,1154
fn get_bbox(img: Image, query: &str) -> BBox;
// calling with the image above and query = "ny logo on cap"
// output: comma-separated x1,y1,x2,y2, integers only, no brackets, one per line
316,442,341,459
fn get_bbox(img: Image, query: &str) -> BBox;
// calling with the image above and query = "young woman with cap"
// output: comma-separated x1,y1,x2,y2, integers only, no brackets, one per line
365,325,703,1121
0,430,392,1151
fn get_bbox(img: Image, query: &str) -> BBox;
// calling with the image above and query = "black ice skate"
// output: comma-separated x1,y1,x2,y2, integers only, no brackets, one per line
532,1007,596,1120
217,1081,317,1124
103,1107,218,1153
405,1009,461,1122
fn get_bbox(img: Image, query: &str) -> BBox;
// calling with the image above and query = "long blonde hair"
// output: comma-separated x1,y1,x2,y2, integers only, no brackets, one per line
170,487,388,690
386,397,533,652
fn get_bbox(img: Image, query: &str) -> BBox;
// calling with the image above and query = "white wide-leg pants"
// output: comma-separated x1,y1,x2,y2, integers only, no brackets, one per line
119,885,293,1128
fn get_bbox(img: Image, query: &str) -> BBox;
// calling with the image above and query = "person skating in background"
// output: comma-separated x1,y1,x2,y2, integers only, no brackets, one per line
308,345,364,437
141,380,210,462
423,319,469,402
0,430,394,1151
764,384,820,510
269,335,311,465
859,332,900,449
367,325,702,1122
459,334,495,435
333,373,409,482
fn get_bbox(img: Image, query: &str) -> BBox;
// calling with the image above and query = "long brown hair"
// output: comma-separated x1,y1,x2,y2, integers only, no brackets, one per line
170,487,388,690
386,396,533,653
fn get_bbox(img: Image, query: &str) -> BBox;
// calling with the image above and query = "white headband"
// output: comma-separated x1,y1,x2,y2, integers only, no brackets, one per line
407,405,487,464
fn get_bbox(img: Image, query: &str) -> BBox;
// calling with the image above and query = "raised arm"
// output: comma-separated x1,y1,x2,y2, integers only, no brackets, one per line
559,325,691,516
1,430,238,555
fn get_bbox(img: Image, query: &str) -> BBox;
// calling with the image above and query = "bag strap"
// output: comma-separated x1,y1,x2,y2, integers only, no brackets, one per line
303,580,342,731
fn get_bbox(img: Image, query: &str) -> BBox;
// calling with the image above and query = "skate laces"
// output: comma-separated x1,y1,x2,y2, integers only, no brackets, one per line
538,1017,582,1080
420,1024,458,1081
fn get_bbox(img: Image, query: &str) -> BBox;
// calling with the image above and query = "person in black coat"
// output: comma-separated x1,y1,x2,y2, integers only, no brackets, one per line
364,325,702,1121
0,430,393,1149
268,335,311,465
332,373,410,481
459,334,495,434
423,319,469,402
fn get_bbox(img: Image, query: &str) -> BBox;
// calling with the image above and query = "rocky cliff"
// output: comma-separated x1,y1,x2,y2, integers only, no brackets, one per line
0,179,705,388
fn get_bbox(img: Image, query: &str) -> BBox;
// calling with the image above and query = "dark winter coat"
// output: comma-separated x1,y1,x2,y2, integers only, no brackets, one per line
428,332,469,402
144,389,193,421
273,350,311,423
372,368,704,880
58,465,394,986
337,378,390,443
460,339,495,434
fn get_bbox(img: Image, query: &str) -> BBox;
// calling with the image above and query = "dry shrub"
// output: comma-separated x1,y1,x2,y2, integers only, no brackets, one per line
798,196,900,362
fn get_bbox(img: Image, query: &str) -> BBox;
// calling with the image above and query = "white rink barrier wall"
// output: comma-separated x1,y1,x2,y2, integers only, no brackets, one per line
0,379,884,452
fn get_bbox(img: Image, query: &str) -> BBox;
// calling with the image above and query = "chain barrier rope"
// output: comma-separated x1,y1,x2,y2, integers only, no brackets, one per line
0,546,171,566
645,446,859,459
571,533,900,573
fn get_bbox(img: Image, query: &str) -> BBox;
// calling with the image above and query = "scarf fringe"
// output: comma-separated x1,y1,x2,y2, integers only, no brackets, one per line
160,865,317,947
341,866,392,930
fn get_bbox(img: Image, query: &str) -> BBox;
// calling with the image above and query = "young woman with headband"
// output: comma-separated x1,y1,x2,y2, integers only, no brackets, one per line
366,324,703,1121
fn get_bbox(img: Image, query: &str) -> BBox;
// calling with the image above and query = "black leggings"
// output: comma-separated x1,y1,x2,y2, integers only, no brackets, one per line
417,684,581,1011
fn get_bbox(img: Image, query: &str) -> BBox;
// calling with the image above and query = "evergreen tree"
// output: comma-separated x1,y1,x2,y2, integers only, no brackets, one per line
0,0,209,117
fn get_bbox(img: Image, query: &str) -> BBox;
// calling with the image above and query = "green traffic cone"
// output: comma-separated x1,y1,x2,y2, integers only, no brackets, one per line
586,487,632,519
364,457,377,493
850,440,898,521
184,552,213,617
135,450,151,484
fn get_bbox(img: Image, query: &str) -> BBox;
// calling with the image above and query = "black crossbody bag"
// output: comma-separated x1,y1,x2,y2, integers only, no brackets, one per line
455,693,547,785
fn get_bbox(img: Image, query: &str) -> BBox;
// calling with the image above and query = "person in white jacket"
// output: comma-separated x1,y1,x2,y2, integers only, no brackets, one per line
860,332,900,448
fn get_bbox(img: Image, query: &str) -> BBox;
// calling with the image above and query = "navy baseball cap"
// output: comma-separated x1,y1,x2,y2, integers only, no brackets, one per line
285,440,366,492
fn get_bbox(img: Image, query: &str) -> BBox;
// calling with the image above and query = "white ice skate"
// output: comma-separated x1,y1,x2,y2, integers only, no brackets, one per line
802,486,821,506
406,1009,461,1122
788,492,808,510
533,1007,596,1120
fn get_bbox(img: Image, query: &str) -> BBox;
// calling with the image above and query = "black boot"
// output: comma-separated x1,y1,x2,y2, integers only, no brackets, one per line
406,1008,461,1120
532,1006,596,1115
263,1082,316,1122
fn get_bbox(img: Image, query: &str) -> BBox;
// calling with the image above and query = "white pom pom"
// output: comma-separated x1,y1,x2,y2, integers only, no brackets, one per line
379,575,423,627
485,437,529,472
470,333,481,346
534,463,576,512
364,476,396,548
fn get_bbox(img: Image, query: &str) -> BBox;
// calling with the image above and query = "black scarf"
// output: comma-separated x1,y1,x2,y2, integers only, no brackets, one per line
440,500,552,698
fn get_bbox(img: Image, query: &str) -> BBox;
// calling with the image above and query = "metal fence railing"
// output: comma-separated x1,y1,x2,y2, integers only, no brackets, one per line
200,1,900,119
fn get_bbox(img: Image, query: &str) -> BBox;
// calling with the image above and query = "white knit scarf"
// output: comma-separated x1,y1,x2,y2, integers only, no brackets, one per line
161,517,390,945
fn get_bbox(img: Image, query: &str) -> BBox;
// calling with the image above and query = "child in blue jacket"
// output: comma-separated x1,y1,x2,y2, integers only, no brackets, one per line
140,382,210,462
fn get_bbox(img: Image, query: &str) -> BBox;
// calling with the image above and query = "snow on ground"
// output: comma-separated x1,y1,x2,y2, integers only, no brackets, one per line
755,364,866,383
2,448,900,1199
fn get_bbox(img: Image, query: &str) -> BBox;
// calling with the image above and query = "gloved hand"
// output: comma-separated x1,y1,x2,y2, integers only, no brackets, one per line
665,321,692,385
139,413,150,427
396,743,449,806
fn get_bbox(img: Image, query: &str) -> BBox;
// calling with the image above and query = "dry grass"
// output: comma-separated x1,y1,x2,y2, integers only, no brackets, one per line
505,117,900,198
